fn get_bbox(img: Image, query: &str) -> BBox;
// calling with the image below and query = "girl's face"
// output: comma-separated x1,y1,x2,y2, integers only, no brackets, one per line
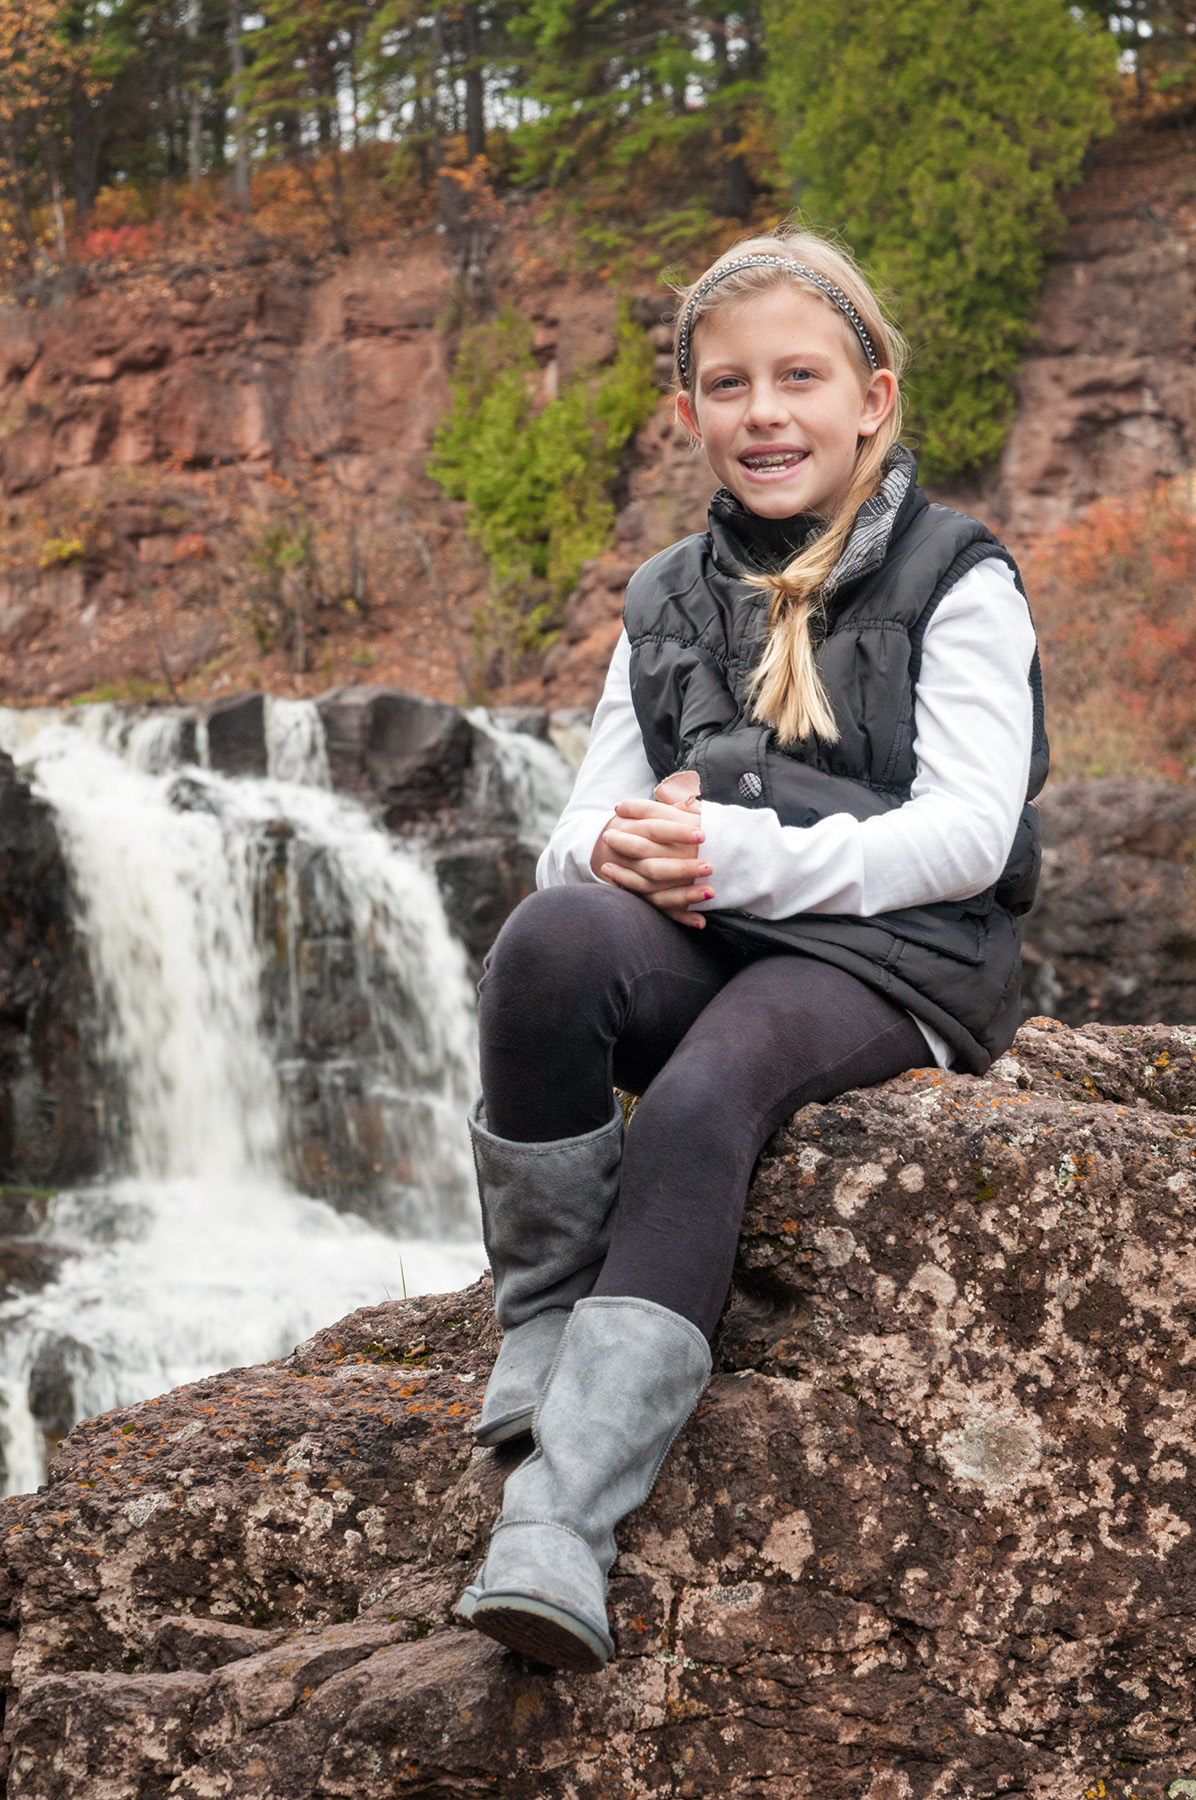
676,284,898,520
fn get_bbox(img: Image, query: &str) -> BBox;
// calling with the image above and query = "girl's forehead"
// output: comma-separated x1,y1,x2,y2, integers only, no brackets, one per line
692,284,854,360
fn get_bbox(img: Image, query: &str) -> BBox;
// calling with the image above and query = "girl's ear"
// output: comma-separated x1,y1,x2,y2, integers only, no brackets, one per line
858,369,899,439
675,389,702,444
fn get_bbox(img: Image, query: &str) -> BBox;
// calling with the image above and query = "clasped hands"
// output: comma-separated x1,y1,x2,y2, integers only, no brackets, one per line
590,770,714,929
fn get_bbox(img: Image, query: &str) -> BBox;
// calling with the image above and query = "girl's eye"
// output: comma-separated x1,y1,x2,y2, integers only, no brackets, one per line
785,368,815,383
710,376,743,392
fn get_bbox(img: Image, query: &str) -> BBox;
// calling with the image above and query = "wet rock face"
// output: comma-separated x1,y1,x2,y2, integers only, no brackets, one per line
0,750,104,1187
316,685,476,825
4,1018,1196,1797
206,692,268,779
1022,778,1196,1027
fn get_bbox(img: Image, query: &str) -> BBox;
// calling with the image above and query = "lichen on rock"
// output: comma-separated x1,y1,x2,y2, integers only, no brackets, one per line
3,1018,1196,1796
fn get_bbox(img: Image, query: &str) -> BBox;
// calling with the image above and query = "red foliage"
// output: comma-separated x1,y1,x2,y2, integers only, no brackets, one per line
1025,487,1196,780
76,222,160,262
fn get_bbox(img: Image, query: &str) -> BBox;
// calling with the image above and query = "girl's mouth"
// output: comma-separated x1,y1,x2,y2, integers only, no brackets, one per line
738,447,809,478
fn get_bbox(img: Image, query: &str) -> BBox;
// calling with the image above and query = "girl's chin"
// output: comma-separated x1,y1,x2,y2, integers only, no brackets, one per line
728,477,829,519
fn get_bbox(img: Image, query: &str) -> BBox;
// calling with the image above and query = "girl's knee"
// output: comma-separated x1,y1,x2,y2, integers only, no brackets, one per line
632,1056,739,1152
480,884,636,1010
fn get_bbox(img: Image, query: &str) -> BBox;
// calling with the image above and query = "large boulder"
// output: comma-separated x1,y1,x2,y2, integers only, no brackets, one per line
316,685,476,827
1022,778,1196,1026
314,685,542,966
205,692,268,779
3,1017,1196,1796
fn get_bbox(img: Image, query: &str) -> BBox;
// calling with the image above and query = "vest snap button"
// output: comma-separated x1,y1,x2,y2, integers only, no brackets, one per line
738,772,763,799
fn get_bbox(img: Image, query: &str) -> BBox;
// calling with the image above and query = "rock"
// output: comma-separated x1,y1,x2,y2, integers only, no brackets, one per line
0,750,104,1187
205,692,268,778
316,685,475,826
997,130,1196,534
1021,778,1196,1025
26,1336,94,1443
314,685,544,967
5,1018,1196,1795
431,834,537,967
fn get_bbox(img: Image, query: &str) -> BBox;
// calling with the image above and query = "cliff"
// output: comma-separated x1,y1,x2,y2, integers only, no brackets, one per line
1,1016,1195,1796
3,120,1193,717
0,238,652,710
996,122,1196,536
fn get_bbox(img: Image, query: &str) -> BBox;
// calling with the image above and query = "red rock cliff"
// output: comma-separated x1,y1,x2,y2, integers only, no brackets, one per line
2,121,1193,711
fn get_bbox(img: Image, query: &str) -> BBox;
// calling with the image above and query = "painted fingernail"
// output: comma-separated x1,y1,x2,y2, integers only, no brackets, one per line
703,889,714,900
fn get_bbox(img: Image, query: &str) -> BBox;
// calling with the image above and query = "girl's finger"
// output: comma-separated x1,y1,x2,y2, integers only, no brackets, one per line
603,818,704,849
603,830,710,869
614,797,697,824
600,865,714,907
617,857,711,886
600,862,657,896
644,881,716,909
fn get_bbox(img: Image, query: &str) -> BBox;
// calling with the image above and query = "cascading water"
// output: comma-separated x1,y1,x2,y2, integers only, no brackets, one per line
0,698,578,1495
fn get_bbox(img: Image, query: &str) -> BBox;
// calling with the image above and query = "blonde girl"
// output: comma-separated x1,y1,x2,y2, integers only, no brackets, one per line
456,229,1047,1671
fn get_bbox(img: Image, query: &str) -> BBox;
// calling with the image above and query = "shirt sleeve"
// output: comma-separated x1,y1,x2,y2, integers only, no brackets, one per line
695,557,1036,918
536,633,657,889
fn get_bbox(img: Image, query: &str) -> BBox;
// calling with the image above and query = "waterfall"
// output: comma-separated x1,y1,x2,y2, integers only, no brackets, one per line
467,710,577,852
0,699,578,1496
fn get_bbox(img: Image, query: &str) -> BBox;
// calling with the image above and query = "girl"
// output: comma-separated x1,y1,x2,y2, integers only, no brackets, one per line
456,229,1047,1673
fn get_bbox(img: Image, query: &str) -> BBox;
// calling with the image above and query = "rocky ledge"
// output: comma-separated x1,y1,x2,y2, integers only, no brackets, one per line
2,1017,1196,1798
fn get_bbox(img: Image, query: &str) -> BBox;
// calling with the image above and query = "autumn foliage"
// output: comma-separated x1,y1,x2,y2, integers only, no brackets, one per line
1026,484,1196,781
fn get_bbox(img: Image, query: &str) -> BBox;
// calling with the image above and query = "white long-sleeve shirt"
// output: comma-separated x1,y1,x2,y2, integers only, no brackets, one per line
537,556,1037,1069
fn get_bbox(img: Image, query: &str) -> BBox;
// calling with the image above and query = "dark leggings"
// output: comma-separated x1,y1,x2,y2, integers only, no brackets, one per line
478,885,928,1338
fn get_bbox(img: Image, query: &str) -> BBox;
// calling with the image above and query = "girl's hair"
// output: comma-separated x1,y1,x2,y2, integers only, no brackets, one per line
673,228,909,747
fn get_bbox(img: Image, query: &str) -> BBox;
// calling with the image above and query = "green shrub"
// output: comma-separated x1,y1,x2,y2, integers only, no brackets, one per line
429,303,657,675
764,0,1117,481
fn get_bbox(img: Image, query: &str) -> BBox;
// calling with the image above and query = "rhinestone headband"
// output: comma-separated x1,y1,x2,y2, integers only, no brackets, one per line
676,254,880,388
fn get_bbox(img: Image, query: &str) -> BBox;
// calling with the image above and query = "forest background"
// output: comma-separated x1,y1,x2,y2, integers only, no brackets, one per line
2,0,1196,778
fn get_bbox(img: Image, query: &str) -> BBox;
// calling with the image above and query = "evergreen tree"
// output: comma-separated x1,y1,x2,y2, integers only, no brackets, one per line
765,0,1118,479
510,0,767,228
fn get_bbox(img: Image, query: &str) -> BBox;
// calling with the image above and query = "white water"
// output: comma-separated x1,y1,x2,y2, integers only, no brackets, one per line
0,701,576,1494
468,711,577,853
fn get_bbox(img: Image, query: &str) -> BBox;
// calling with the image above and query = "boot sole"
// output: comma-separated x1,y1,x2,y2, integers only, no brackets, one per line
469,1593,610,1673
472,1409,534,1449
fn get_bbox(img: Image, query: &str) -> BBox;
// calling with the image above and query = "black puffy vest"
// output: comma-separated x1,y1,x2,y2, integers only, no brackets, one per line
622,479,1049,1074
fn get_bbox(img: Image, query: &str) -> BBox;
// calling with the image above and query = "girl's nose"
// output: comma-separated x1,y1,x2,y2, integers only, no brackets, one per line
743,381,790,428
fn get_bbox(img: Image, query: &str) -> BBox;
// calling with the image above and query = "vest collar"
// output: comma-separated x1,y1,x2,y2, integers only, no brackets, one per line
708,491,822,574
707,443,924,596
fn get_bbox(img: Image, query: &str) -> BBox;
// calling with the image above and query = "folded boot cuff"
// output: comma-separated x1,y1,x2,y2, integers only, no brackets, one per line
468,1095,624,1157
570,1294,713,1370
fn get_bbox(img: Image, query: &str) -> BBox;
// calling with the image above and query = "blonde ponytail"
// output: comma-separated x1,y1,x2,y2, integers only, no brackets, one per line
673,228,909,748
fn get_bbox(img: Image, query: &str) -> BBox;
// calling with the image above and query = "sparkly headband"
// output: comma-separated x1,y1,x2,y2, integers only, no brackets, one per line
676,254,880,388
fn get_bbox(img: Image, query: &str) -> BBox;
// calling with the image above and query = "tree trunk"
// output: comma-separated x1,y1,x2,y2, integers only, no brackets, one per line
329,115,349,255
1,124,39,269
41,132,69,261
186,0,203,184
228,0,251,211
462,2,486,164
70,85,103,225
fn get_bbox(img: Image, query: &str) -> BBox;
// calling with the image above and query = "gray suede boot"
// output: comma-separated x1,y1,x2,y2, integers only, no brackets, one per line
456,1295,712,1672
469,1099,623,1448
